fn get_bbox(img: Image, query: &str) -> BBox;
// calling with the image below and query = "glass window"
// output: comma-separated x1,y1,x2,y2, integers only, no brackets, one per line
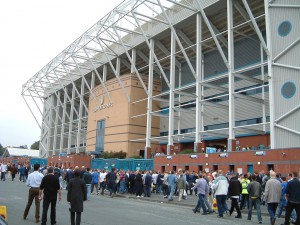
96,120,105,153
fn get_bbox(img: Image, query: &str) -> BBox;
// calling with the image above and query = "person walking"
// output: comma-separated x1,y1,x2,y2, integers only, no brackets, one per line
39,167,62,225
192,174,209,215
23,163,44,223
99,169,107,195
11,164,18,181
167,171,177,201
67,168,87,225
240,174,250,210
91,169,100,195
277,177,288,218
247,174,263,224
264,170,282,225
228,173,242,218
177,173,186,201
212,170,229,218
0,163,7,181
281,171,300,225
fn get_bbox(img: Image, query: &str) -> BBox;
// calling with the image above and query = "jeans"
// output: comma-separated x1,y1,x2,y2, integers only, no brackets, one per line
156,184,162,193
267,202,278,223
119,181,125,193
204,195,213,212
168,185,175,200
194,194,208,213
86,184,91,200
277,196,287,218
248,198,262,222
216,195,228,217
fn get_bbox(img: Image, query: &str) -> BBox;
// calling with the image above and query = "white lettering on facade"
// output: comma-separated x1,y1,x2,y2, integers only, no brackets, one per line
94,102,114,112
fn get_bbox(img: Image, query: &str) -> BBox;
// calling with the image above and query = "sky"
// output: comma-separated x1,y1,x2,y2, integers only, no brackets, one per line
0,0,122,148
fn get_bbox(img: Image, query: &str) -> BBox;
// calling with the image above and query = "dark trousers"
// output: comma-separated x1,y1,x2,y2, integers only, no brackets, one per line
71,212,81,225
135,183,143,196
41,196,57,225
91,183,98,194
144,185,151,197
12,173,16,181
1,172,6,181
267,202,278,223
216,195,228,217
20,174,25,181
230,197,241,216
283,202,300,225
240,194,249,209
99,181,106,194
24,187,40,220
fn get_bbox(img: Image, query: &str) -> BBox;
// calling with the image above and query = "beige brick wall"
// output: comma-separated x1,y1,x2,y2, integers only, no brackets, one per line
86,73,161,157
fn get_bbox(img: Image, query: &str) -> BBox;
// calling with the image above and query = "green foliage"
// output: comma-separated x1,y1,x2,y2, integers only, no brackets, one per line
130,155,143,159
0,143,5,156
31,141,40,150
102,151,127,159
178,149,194,154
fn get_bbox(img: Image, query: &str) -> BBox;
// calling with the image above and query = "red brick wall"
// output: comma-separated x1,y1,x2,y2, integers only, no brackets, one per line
154,148,300,175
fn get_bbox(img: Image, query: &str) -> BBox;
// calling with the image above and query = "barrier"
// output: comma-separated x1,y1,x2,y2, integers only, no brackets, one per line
30,158,48,167
90,158,154,171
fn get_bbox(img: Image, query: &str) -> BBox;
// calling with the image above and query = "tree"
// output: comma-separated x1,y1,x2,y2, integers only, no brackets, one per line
0,144,5,156
30,141,40,150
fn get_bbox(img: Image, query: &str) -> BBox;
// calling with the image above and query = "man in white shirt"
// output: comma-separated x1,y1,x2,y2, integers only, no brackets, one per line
99,170,107,195
23,164,44,223
1,163,7,181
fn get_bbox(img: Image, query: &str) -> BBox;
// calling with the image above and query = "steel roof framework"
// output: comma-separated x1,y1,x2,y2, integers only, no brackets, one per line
21,0,277,158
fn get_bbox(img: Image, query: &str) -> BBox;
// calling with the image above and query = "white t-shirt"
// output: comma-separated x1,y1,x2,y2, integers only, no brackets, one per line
99,172,107,182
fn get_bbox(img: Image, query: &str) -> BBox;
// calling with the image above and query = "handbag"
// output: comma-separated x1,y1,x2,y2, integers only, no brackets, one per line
212,197,218,211
183,189,187,197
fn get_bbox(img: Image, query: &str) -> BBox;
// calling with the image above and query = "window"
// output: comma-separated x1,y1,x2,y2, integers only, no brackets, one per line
96,120,105,153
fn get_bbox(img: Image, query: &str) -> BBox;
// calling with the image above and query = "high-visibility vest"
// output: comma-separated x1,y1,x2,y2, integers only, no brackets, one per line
241,179,250,194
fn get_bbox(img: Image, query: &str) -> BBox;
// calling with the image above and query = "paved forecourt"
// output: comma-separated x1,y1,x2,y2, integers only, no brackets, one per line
0,178,285,225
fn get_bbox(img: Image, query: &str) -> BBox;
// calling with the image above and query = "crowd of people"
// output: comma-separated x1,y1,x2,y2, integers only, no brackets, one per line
1,162,299,225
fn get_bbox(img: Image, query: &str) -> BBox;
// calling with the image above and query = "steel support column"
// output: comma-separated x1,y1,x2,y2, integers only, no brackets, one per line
60,91,67,152
167,30,176,155
264,0,275,148
145,39,154,159
52,92,60,155
195,13,203,153
227,0,235,151
67,87,75,154
131,49,136,74
76,78,85,154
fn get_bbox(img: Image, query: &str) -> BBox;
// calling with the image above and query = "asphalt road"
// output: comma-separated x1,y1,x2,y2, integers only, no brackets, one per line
0,178,286,225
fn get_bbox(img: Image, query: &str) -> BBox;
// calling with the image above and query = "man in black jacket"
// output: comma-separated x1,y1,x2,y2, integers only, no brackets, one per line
39,167,61,225
228,173,242,218
281,171,300,225
106,168,117,197
82,168,92,201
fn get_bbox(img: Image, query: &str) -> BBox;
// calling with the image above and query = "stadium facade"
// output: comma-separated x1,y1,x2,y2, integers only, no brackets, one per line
22,0,300,159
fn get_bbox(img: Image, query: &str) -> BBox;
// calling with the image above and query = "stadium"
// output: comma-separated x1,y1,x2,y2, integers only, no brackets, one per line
21,0,300,173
